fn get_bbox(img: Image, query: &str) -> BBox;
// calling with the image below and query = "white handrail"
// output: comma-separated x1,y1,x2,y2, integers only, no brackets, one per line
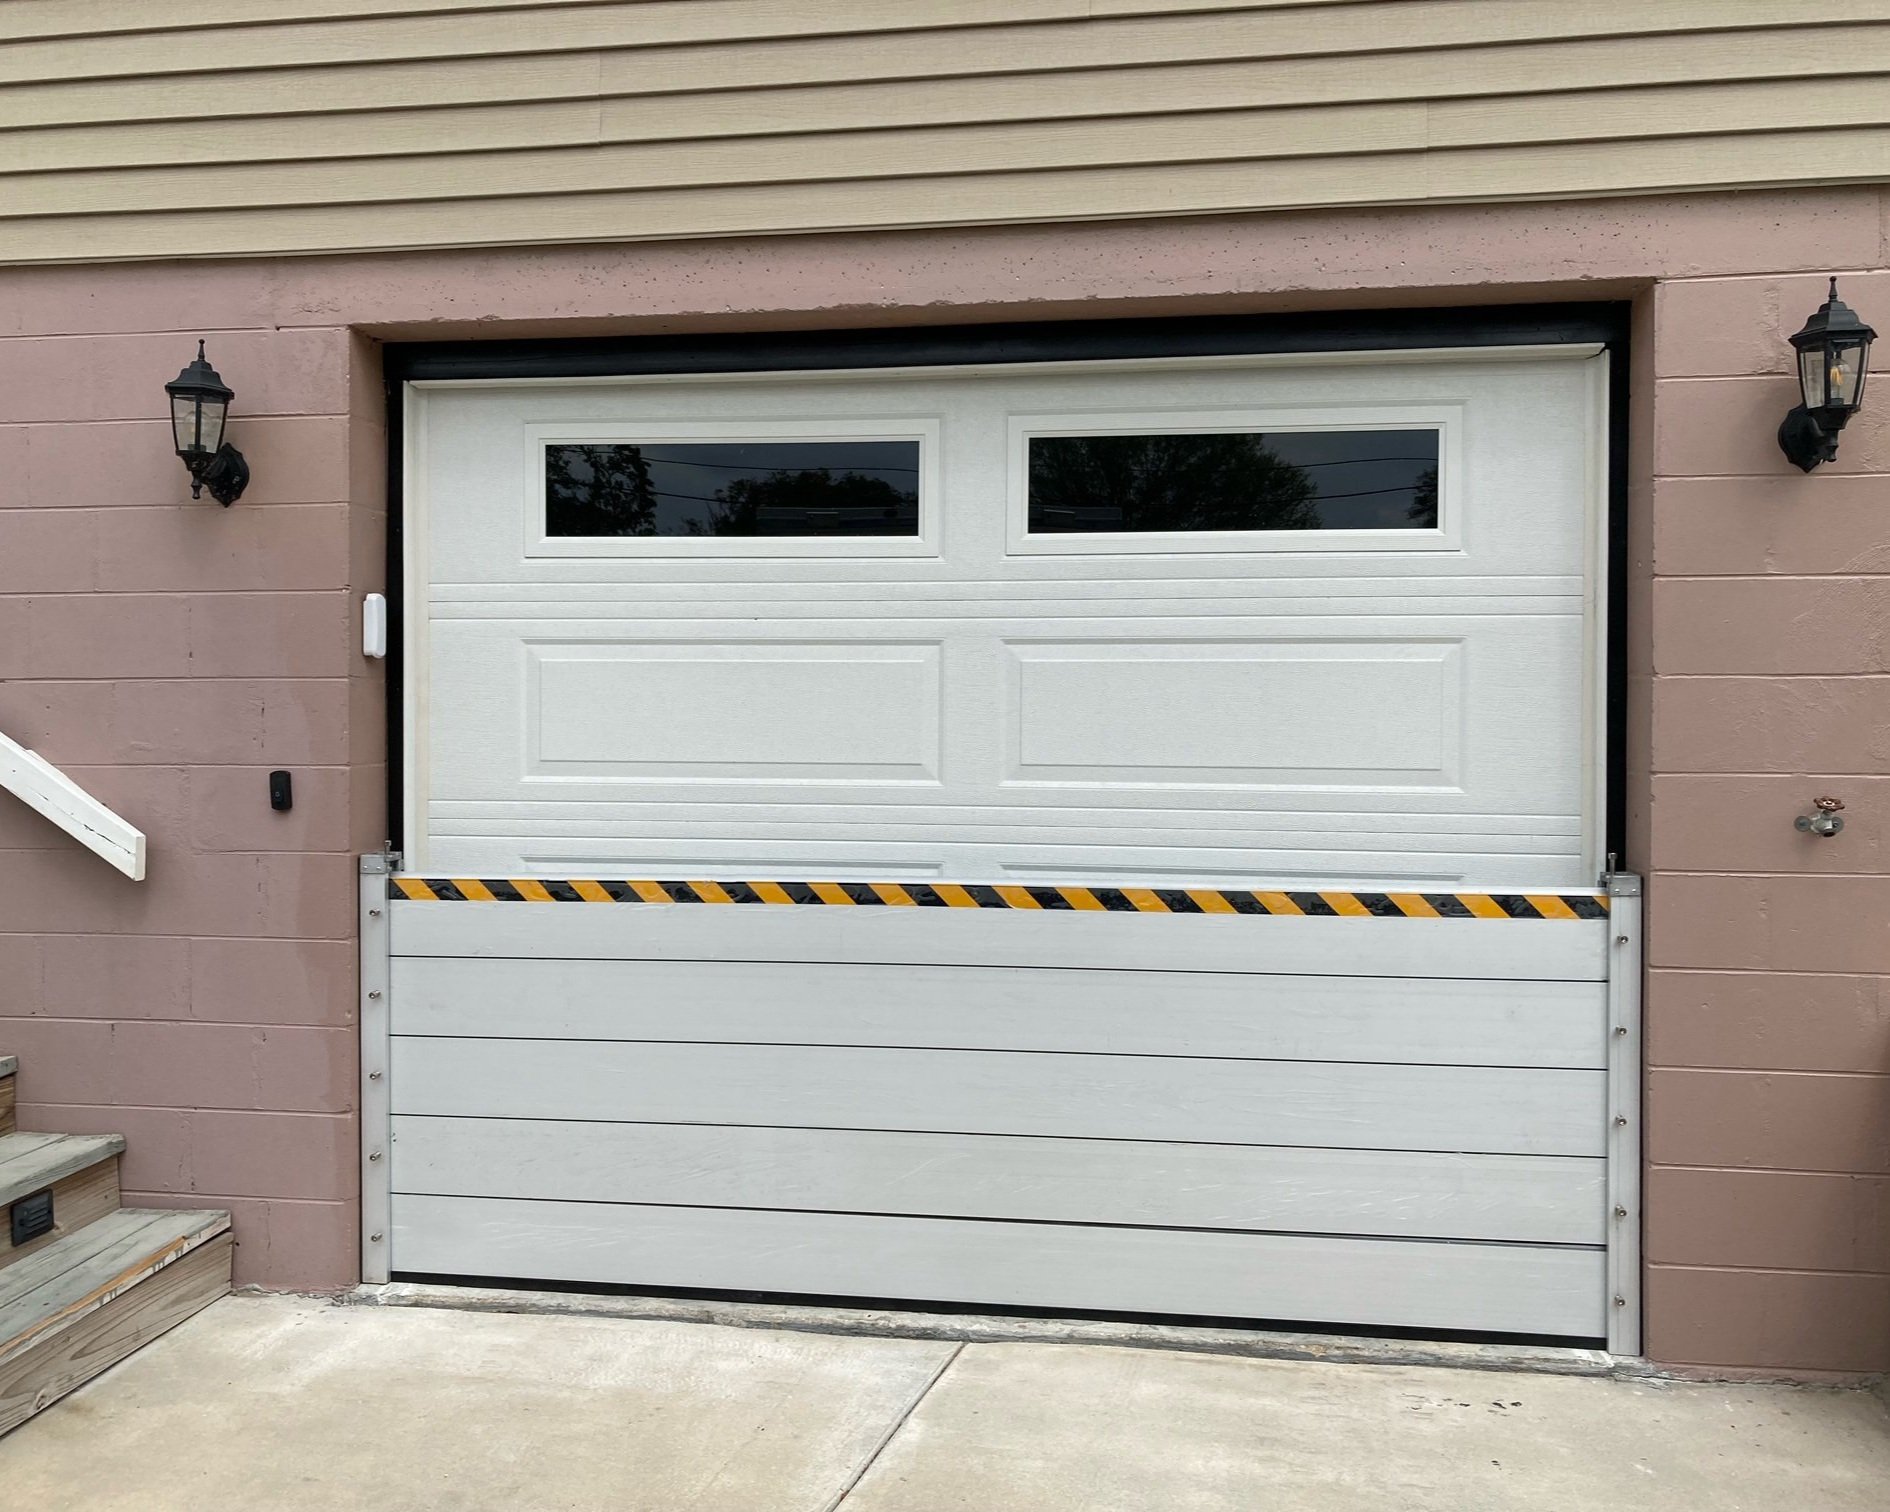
0,730,146,880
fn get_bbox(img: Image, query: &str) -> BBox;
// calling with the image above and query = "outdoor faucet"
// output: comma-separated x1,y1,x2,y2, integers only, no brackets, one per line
1795,796,1846,838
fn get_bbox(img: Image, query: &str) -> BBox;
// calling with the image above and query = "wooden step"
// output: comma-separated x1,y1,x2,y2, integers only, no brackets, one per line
1,1132,125,1270
0,1207,231,1436
0,1056,15,1136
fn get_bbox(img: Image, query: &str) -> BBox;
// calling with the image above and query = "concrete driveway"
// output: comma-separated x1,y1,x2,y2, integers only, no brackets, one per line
3,1295,1886,1511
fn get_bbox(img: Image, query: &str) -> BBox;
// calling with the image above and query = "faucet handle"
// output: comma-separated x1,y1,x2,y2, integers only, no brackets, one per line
1797,797,1846,837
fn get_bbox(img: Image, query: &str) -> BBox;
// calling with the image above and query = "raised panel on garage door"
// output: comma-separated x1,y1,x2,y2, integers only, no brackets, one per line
407,349,1605,887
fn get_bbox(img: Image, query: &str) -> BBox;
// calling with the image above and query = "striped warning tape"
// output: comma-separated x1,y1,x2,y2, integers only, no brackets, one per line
389,878,1608,919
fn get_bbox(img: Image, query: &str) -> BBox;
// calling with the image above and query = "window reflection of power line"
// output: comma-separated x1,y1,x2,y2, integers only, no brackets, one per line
1284,456,1435,467
572,450,922,474
639,486,917,507
1308,485,1423,501
1031,441,1433,468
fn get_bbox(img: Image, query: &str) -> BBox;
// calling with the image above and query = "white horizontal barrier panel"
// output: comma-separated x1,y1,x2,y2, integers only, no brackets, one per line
393,1195,1609,1338
390,899,1611,979
0,730,146,881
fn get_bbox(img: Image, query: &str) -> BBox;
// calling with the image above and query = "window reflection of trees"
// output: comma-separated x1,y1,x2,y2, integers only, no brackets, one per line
546,445,657,536
1027,434,1440,532
696,468,917,537
1407,466,1439,529
1030,434,1320,533
546,445,918,537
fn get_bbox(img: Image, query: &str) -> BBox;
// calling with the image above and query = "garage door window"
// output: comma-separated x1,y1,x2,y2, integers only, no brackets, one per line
1026,428,1440,534
526,419,940,559
1009,407,1459,555
546,439,922,538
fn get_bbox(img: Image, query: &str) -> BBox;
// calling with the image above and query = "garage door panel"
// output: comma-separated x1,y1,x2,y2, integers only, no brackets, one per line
391,1195,1609,1338
388,898,1611,980
425,609,1584,879
429,835,1581,886
431,800,1585,838
430,809,1586,883
390,957,1607,1068
392,1038,1606,1155
445,822,1582,855
431,585,1586,615
430,361,1592,582
434,831,1582,890
393,1117,1607,1246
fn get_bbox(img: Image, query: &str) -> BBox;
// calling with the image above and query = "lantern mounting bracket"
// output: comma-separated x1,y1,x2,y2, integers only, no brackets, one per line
1777,403,1840,473
186,442,251,506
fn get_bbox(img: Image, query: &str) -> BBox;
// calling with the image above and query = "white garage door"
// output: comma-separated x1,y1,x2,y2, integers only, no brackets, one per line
376,345,1636,1346
404,349,1606,886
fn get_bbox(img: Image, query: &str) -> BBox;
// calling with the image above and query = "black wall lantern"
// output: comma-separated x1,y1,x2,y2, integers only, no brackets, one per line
1778,279,1875,472
165,340,249,505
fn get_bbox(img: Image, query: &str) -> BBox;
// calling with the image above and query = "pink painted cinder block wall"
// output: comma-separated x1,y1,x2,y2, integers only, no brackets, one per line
0,187,1885,1371
1637,270,1890,1377
0,323,382,1288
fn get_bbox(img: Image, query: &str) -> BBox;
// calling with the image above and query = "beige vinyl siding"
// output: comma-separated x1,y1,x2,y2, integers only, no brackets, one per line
0,1,1887,262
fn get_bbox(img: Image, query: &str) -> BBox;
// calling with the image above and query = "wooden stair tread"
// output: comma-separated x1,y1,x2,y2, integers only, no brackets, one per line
0,1131,124,1211
0,1207,230,1366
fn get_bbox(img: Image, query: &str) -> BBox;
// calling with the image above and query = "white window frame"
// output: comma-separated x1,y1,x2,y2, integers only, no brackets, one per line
1005,404,1464,556
522,417,942,560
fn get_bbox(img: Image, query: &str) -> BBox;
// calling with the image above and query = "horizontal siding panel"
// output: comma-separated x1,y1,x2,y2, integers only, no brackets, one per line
0,0,1873,87
10,38,1890,171
6,124,1888,262
8,77,1885,214
389,1037,1610,1154
1425,75,1890,150
0,54,603,131
0,0,892,41
1,99,616,176
391,1193,1611,1335
392,1115,1610,1243
389,956,1609,1067
0,0,1362,45
10,20,1890,134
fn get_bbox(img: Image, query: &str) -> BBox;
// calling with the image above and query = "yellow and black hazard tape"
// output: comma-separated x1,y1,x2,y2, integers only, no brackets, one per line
390,878,1608,919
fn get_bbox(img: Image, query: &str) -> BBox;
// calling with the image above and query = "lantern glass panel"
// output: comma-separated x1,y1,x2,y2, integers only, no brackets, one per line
199,394,229,453
1828,334,1870,411
1799,345,1830,409
171,394,204,455
171,392,228,455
